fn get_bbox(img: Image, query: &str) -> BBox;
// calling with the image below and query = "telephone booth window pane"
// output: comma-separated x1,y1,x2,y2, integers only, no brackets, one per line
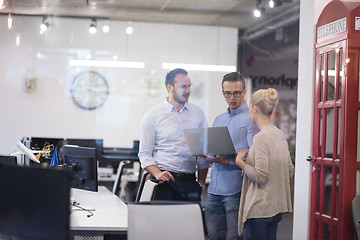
337,109,341,160
315,220,319,240
323,223,330,239
326,109,334,159
327,52,336,101
316,165,321,212
338,50,342,100
320,55,324,102
324,166,332,216
357,111,360,162
319,110,323,156
335,167,339,218
357,170,360,195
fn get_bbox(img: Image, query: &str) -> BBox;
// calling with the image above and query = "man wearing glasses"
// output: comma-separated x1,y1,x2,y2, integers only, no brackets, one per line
204,72,258,240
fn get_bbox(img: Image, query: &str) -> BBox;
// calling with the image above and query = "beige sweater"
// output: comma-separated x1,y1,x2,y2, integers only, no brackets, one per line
238,124,294,235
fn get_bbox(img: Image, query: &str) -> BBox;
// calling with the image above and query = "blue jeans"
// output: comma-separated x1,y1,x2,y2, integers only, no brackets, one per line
205,192,241,240
243,213,282,240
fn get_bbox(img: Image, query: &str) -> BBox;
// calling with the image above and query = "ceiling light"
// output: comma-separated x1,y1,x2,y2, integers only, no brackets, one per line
7,13,12,30
102,24,110,33
0,0,5,9
269,0,282,8
162,62,236,72
15,33,21,46
254,0,265,17
89,18,97,34
126,26,133,35
69,60,145,68
40,16,49,34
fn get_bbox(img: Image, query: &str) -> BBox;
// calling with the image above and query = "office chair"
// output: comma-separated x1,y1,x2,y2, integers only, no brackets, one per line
127,202,205,240
352,195,360,240
135,170,159,202
112,160,131,197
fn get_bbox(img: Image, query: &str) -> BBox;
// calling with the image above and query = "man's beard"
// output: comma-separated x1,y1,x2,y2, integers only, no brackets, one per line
172,89,190,104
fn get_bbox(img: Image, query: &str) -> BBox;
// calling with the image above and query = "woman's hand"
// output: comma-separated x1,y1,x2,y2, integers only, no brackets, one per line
236,149,249,169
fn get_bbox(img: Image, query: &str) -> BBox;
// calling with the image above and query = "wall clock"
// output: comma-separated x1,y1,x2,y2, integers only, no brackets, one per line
71,71,109,110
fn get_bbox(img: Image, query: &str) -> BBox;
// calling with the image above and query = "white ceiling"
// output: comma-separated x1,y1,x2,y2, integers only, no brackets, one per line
0,0,300,31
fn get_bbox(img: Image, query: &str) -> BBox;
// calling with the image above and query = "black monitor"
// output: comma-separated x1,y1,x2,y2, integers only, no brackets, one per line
62,145,98,192
0,165,70,240
65,138,103,164
0,155,17,166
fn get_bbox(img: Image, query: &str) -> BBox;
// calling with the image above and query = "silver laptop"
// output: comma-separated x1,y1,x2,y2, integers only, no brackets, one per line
183,126,236,156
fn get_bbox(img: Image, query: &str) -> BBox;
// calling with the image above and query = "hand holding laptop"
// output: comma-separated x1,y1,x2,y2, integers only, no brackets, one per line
183,126,236,156
204,154,231,165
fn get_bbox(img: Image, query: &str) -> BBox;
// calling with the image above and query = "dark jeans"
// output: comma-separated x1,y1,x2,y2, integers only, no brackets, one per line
243,213,282,240
205,192,241,240
153,176,202,204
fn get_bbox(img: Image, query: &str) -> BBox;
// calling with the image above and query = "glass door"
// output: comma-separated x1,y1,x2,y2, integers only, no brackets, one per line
310,41,345,240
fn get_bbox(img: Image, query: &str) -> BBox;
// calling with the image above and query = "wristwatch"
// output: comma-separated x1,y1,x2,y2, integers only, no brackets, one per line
199,183,206,190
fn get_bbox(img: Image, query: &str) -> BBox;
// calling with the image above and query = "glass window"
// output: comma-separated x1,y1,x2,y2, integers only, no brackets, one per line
326,109,334,159
339,49,342,100
337,108,341,160
358,111,360,162
324,166,332,216
316,164,322,212
335,167,339,218
357,170,360,195
327,52,336,101
320,55,324,102
318,110,323,157
323,222,330,240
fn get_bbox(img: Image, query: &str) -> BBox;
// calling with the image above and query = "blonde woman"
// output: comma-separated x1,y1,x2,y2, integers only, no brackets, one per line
235,88,294,240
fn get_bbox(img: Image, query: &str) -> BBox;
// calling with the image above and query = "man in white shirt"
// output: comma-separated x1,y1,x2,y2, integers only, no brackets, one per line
138,68,209,202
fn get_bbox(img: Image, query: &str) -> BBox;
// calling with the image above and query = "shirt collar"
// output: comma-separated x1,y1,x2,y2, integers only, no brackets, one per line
164,99,189,112
227,103,248,115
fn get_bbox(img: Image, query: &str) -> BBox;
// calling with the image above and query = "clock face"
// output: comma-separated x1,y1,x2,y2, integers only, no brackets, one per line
71,71,109,110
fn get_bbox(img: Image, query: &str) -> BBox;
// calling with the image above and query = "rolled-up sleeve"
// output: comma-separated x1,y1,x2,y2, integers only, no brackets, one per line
138,111,156,169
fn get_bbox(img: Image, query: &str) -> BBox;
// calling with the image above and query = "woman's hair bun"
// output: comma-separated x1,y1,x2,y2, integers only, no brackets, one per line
265,88,279,104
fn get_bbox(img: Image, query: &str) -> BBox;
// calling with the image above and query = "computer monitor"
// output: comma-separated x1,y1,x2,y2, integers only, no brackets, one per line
0,155,17,166
0,165,70,240
65,138,103,164
62,145,98,192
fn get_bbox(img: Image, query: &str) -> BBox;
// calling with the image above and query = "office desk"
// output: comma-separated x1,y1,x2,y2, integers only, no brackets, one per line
70,186,128,239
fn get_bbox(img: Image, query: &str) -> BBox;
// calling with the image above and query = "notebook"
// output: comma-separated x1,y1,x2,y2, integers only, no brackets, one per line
183,126,236,156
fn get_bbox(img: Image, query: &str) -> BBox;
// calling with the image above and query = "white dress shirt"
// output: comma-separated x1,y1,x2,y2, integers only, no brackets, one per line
138,100,209,173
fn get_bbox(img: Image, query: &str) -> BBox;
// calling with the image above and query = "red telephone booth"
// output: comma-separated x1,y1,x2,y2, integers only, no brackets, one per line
311,1,360,239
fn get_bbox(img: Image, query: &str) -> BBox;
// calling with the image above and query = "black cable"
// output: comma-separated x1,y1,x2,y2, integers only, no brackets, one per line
70,201,94,217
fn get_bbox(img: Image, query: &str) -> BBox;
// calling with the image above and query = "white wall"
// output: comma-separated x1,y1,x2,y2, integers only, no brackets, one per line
293,0,332,239
0,16,238,153
292,0,314,238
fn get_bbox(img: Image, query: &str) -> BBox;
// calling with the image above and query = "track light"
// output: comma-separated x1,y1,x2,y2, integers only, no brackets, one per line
7,13,12,30
126,22,133,35
269,0,282,8
102,24,110,33
89,18,97,34
40,16,49,34
254,1,265,18
0,0,5,9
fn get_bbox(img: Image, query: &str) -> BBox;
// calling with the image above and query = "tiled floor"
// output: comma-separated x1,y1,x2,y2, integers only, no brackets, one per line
278,213,293,240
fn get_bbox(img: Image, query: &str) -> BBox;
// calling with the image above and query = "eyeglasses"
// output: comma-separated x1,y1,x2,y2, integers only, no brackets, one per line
223,91,243,98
